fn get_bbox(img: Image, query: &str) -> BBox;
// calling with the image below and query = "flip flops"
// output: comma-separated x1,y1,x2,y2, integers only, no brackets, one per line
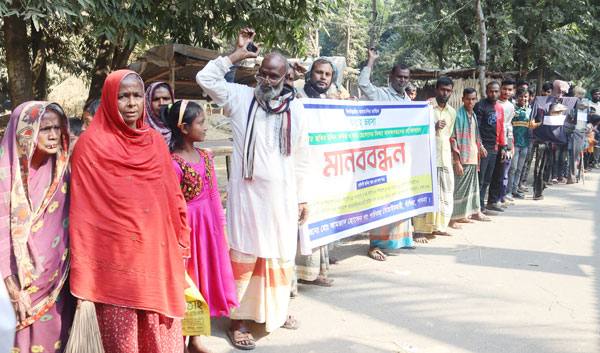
227,328,256,350
298,277,334,287
281,315,300,330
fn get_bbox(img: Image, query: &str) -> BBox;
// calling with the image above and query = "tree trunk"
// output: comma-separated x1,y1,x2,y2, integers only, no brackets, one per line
432,1,444,69
87,36,116,103
519,45,530,80
536,58,545,96
3,8,34,109
111,42,137,71
31,24,48,100
345,2,352,89
474,0,487,96
314,29,320,57
534,10,550,95
368,0,378,49
345,2,351,61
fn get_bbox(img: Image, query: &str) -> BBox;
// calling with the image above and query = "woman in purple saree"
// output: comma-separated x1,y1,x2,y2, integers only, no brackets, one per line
0,101,75,352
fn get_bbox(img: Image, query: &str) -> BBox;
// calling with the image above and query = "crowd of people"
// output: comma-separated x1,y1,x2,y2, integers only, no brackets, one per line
1,27,599,353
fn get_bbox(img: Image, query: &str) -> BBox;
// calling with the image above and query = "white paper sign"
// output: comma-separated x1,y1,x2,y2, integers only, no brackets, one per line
543,114,567,126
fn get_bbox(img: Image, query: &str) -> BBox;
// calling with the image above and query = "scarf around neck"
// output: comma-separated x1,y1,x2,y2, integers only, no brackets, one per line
450,106,481,165
243,83,295,179
303,81,329,98
304,57,339,98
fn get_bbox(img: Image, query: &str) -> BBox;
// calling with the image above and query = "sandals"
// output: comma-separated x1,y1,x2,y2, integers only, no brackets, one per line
281,315,300,330
227,328,256,350
367,246,387,261
486,204,504,212
298,277,334,287
482,209,497,216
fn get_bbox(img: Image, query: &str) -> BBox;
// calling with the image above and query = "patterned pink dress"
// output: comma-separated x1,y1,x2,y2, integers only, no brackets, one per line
172,149,239,317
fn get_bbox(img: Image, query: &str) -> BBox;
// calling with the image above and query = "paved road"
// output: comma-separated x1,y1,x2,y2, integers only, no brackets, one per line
204,170,600,353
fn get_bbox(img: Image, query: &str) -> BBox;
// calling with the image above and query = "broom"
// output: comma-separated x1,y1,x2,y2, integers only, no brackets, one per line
64,301,105,353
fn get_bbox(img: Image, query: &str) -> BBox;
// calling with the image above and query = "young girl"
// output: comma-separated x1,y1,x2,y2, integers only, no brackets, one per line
161,100,239,353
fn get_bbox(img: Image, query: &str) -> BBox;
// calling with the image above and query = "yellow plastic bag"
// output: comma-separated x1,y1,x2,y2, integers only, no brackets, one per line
182,273,211,336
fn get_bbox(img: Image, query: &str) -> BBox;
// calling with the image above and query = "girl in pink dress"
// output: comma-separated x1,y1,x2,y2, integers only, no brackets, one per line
161,100,238,353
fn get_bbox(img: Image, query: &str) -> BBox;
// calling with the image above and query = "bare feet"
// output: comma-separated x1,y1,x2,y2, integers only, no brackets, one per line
456,218,475,224
432,230,452,236
413,233,429,243
188,336,213,353
367,245,387,261
449,221,462,229
472,212,492,222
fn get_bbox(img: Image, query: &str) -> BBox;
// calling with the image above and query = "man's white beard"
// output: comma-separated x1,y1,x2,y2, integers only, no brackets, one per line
255,81,284,102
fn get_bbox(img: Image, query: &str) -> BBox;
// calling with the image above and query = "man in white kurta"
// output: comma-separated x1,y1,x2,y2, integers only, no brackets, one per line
196,29,309,349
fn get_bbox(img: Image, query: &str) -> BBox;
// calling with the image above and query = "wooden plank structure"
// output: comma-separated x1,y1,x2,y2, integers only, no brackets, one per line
128,44,348,100
409,68,517,80
407,66,564,107
127,44,262,99
407,68,519,108
194,139,233,178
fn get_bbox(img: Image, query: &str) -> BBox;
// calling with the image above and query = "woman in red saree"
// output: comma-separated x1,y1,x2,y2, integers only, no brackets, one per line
69,70,190,352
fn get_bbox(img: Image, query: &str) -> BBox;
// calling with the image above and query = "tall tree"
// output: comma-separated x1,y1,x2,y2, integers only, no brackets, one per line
2,5,33,107
474,0,486,95
1,0,339,110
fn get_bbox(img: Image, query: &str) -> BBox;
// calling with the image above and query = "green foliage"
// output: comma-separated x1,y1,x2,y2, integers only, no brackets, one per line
0,0,338,57
2,0,599,97
0,0,93,30
157,0,338,56
319,0,600,88
1,0,338,104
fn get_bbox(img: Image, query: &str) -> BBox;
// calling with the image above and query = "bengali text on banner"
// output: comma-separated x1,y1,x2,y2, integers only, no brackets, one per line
298,99,438,254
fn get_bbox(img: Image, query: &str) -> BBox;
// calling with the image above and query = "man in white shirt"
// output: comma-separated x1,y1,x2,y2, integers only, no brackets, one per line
196,28,309,350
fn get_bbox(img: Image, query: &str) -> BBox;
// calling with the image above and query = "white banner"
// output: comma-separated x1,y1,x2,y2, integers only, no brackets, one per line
299,99,438,253
543,114,567,126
